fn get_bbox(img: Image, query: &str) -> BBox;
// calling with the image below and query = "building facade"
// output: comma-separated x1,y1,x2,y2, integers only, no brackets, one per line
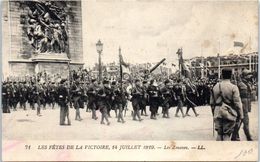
2,0,84,78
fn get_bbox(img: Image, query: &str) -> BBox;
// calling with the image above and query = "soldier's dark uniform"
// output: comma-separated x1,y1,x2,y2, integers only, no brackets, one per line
185,81,199,117
57,79,71,125
71,81,83,121
140,80,148,116
10,82,19,111
232,70,253,141
48,82,57,109
96,80,111,125
87,79,99,120
131,79,143,121
28,82,36,110
41,83,48,109
174,79,185,118
35,84,44,116
19,82,28,110
111,81,118,118
2,82,11,113
160,79,172,118
113,82,125,123
147,80,161,120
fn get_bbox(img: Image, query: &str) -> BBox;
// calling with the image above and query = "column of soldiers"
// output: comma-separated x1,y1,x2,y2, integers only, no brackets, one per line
1,77,214,120
1,69,255,141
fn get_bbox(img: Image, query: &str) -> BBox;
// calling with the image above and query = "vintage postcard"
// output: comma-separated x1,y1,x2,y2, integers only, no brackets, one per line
1,0,258,161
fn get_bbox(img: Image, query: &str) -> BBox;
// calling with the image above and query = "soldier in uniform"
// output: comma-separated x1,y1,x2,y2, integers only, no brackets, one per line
2,82,11,113
57,79,71,125
96,80,111,125
35,83,44,116
111,81,118,118
11,82,19,111
231,69,253,141
113,81,126,123
140,80,149,116
184,79,199,117
19,82,28,110
210,69,243,141
130,79,143,121
49,82,57,109
87,79,99,120
147,80,161,120
28,82,36,110
71,81,83,121
174,79,186,118
160,79,173,118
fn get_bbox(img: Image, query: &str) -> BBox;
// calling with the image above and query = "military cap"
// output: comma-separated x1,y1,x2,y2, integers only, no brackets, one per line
103,80,109,84
135,79,140,83
60,79,67,84
111,81,117,85
142,80,148,84
91,78,97,83
222,69,232,79
164,79,170,84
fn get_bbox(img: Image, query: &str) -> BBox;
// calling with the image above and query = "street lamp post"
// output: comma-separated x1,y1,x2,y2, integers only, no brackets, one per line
96,40,103,82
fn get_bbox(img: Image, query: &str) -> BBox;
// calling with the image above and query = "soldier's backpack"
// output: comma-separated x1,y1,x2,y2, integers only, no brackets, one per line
212,83,238,122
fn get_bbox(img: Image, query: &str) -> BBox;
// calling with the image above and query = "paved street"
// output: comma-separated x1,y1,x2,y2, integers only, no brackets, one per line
2,102,258,141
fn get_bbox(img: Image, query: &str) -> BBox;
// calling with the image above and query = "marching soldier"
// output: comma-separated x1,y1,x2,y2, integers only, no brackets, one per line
71,81,83,121
2,82,11,113
57,79,71,125
49,82,57,109
96,80,111,125
184,79,199,117
130,79,143,121
160,79,172,118
174,79,185,118
10,82,19,111
35,83,44,116
113,81,126,123
87,79,99,120
19,82,28,110
231,69,253,141
147,80,161,120
111,81,118,118
140,80,149,116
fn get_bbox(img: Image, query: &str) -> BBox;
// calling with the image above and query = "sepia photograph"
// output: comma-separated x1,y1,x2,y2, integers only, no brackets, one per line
1,0,258,161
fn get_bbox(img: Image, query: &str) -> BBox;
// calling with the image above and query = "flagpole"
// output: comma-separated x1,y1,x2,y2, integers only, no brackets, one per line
218,53,220,79
119,47,123,91
249,54,252,72
201,43,204,79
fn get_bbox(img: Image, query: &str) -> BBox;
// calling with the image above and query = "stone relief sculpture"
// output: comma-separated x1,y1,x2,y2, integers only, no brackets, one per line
25,0,68,53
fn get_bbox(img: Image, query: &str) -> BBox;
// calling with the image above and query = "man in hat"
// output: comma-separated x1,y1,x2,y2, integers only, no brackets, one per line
97,80,111,125
160,79,173,118
87,79,99,120
184,79,199,117
57,79,71,125
147,80,161,120
174,79,186,118
71,80,83,121
113,81,126,123
10,81,19,111
130,79,143,121
19,82,28,110
49,82,57,109
2,82,10,113
210,69,243,141
231,69,253,141
140,80,149,116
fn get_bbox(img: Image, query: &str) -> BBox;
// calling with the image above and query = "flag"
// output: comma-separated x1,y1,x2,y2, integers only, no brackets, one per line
119,48,131,81
234,41,244,47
